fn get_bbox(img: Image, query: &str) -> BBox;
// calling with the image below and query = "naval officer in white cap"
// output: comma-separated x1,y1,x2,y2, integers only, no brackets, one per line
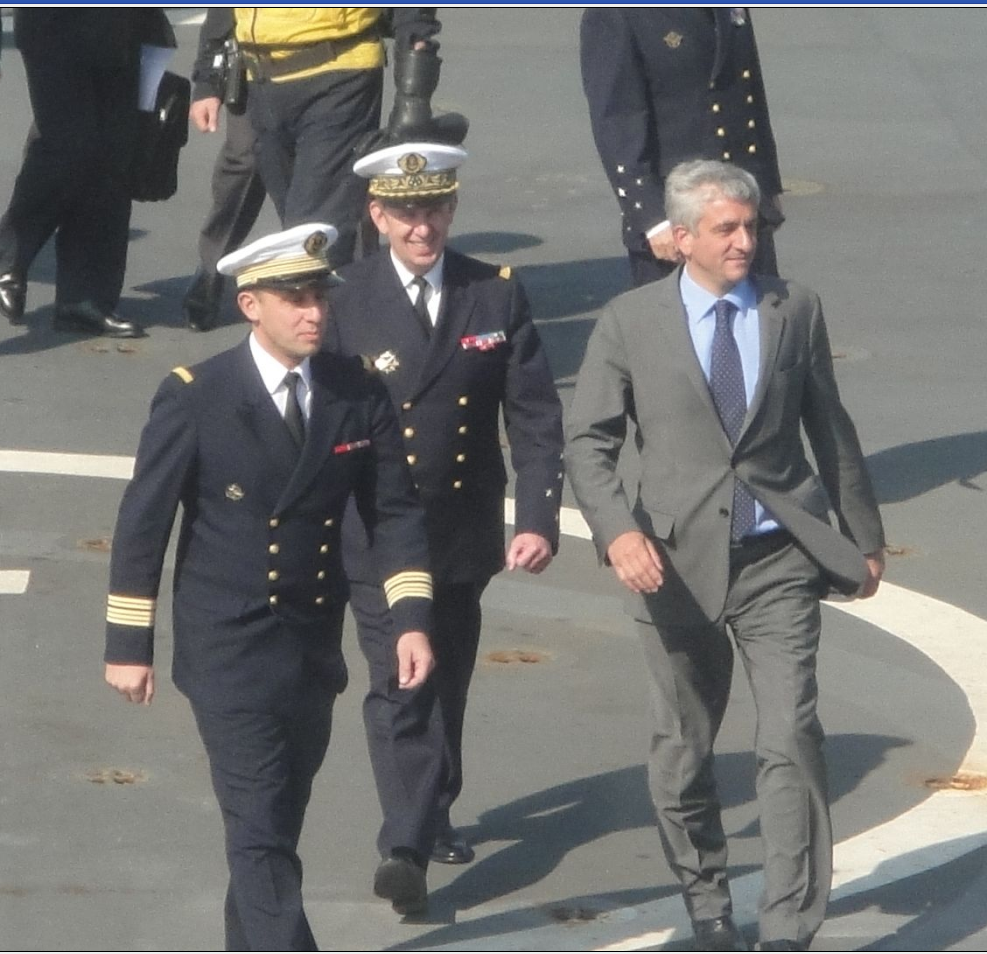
104,223,435,950
327,141,564,915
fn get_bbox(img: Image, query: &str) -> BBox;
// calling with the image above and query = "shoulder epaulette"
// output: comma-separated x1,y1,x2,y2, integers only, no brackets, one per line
498,265,512,280
171,366,194,384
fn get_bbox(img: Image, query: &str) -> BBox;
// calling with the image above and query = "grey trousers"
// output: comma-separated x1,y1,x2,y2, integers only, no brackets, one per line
636,535,831,945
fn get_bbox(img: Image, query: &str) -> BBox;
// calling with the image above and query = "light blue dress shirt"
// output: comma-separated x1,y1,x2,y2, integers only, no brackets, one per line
679,267,778,535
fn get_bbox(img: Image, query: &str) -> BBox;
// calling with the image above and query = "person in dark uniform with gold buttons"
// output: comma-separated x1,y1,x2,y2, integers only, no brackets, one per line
580,7,784,288
103,222,435,951
326,141,564,914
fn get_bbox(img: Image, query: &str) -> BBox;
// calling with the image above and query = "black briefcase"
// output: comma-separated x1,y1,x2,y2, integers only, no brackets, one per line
129,70,191,202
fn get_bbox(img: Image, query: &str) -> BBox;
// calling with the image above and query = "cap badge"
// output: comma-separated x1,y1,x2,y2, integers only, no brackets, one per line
730,7,747,26
664,31,683,49
398,152,427,175
304,231,328,256
225,483,245,501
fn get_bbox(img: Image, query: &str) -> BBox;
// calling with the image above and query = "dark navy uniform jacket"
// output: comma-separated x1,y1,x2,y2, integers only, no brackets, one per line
581,7,783,253
105,339,432,710
327,248,564,584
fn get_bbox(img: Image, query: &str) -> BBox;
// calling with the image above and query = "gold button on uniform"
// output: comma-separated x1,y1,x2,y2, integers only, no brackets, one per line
746,94,754,104
456,454,466,463
742,69,751,79
748,144,757,154
403,427,415,439
402,401,413,411
712,103,721,113
748,119,756,129
317,571,326,581
323,518,334,528
458,396,468,406
716,127,725,137
723,152,731,160
268,543,280,554
269,518,279,528
268,570,279,581
269,595,279,605
315,596,325,606
407,454,417,466
458,425,468,435
453,480,462,489
320,544,329,554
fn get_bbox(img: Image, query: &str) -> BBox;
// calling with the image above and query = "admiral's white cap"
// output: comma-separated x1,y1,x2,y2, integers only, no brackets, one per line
354,142,468,204
217,223,340,289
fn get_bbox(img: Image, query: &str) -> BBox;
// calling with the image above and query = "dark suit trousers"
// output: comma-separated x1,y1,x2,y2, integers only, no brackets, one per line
0,14,137,311
191,680,336,952
197,109,267,275
350,579,486,858
636,536,831,946
629,219,778,288
246,67,382,268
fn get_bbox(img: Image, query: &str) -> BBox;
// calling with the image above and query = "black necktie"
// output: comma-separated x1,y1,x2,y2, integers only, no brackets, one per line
283,371,305,448
411,275,432,338
709,299,756,541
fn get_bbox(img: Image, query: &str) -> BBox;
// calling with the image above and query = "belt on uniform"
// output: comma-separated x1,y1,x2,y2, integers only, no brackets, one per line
729,528,793,563
241,31,378,82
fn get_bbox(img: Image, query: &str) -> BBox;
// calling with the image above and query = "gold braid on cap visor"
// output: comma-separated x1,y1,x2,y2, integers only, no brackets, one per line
235,252,331,288
369,170,458,199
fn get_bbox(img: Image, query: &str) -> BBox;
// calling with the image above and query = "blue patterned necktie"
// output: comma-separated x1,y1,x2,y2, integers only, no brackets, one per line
709,299,756,541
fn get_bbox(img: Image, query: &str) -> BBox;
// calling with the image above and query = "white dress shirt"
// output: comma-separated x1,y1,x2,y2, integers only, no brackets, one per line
249,332,312,422
390,250,444,326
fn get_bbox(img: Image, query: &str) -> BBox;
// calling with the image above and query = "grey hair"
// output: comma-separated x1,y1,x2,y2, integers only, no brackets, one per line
665,160,761,233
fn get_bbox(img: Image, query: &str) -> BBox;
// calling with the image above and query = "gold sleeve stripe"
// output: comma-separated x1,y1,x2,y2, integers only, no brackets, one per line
383,571,433,606
498,265,512,280
171,366,194,384
106,595,156,628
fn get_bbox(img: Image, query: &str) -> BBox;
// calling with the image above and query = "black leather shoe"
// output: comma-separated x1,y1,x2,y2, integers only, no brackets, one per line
758,941,807,952
182,269,224,332
0,270,26,325
373,852,427,915
54,302,144,339
430,825,475,865
693,915,749,951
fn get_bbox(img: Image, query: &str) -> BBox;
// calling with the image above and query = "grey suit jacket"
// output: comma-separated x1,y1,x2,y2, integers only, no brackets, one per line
565,271,885,624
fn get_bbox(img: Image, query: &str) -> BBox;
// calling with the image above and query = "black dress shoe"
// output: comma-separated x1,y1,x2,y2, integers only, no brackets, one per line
0,270,26,325
693,915,749,951
431,825,475,865
54,303,144,339
757,941,807,952
373,851,427,915
182,269,224,332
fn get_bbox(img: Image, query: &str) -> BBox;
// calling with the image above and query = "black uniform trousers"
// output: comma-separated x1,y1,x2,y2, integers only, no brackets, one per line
198,109,267,276
350,578,488,859
0,11,138,312
629,222,779,289
246,67,383,268
190,610,344,953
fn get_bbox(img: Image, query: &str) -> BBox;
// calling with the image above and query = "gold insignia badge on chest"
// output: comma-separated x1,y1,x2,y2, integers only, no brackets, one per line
373,350,400,375
225,483,245,501
664,31,683,49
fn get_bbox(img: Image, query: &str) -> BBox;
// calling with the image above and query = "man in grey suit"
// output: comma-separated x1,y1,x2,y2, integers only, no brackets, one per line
565,160,885,953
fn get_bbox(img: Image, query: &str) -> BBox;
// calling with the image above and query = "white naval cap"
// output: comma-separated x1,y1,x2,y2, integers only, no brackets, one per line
216,223,340,289
354,142,468,204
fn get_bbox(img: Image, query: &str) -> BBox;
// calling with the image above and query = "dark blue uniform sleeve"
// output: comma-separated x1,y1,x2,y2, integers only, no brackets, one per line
580,8,668,241
355,375,433,636
105,372,197,665
502,275,565,552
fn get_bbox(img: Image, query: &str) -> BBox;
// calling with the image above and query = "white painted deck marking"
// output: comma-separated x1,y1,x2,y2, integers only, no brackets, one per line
0,570,29,594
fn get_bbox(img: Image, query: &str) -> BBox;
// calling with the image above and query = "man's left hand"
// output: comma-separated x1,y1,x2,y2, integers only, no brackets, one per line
857,549,886,599
506,532,553,574
396,631,434,689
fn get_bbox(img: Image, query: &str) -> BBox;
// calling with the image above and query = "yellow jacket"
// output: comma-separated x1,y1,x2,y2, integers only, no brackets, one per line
234,7,384,80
